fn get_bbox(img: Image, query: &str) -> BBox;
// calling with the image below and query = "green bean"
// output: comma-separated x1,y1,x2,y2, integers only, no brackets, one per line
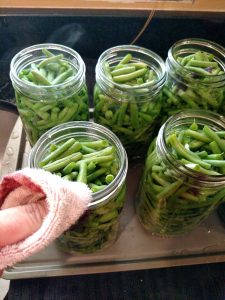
42,152,82,172
168,134,211,169
31,70,51,86
62,162,77,175
203,126,225,152
98,210,118,223
57,141,81,159
187,60,218,68
83,146,114,159
209,141,221,154
83,154,115,166
105,174,115,184
155,180,183,200
62,172,78,181
111,66,136,76
81,145,97,154
51,68,74,85
113,68,148,83
77,161,87,183
87,168,107,183
117,53,132,65
89,183,107,193
129,102,139,129
39,138,76,166
184,129,211,143
42,48,54,57
38,54,64,68
81,140,109,149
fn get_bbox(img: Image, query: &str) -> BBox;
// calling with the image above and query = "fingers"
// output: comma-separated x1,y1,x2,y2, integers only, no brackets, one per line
0,200,47,248
1,186,45,209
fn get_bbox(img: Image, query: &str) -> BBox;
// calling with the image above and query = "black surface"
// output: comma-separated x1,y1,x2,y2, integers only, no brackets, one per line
5,263,225,300
1,15,225,102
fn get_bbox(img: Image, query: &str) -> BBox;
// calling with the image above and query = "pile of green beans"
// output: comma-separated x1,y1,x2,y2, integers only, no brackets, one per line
161,51,225,122
39,136,126,253
16,48,89,145
94,53,162,160
136,121,225,236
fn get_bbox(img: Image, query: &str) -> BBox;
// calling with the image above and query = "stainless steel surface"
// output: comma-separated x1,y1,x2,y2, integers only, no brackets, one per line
2,118,225,280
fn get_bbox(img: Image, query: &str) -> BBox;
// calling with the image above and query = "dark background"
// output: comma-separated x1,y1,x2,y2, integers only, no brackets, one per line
1,13,225,102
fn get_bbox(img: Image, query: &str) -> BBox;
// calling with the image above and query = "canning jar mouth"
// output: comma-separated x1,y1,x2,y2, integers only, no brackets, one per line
157,110,225,187
96,44,166,98
167,38,225,85
29,121,128,209
10,43,86,97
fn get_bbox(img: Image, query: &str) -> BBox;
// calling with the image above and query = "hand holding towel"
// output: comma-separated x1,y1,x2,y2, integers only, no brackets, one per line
0,168,92,269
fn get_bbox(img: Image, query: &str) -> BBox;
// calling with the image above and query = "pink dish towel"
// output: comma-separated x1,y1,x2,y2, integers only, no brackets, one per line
0,168,92,269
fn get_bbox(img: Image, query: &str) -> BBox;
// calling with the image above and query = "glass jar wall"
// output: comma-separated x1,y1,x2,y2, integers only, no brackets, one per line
136,110,225,236
10,43,89,146
94,45,166,161
29,121,128,253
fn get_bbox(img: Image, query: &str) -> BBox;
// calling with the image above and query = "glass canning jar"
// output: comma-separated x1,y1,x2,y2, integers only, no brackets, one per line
93,45,166,161
136,110,225,236
10,43,89,146
161,38,225,123
29,121,128,254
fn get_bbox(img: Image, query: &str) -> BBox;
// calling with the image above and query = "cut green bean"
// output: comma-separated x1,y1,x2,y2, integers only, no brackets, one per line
39,138,76,166
77,161,87,183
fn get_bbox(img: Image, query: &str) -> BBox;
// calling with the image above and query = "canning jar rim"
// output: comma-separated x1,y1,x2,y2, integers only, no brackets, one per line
10,43,86,92
28,121,128,209
157,109,225,187
96,44,166,95
167,38,225,82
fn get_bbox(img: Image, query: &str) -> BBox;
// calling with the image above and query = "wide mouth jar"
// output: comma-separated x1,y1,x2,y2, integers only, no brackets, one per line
158,110,225,188
136,109,225,236
166,38,225,86
95,44,166,100
94,45,166,161
10,43,86,100
29,121,128,209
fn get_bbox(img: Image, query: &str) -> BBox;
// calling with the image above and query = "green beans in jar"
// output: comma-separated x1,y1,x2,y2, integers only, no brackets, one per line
94,45,166,161
136,110,225,236
161,39,225,124
10,44,89,146
29,121,128,253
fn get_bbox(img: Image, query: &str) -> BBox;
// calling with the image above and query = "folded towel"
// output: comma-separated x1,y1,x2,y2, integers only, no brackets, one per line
0,168,92,269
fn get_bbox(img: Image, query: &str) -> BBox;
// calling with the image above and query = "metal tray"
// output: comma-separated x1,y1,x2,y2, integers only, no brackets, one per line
2,118,225,280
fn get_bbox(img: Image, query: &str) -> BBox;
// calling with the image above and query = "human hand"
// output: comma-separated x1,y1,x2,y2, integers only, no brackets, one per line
0,167,91,273
0,200,47,276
